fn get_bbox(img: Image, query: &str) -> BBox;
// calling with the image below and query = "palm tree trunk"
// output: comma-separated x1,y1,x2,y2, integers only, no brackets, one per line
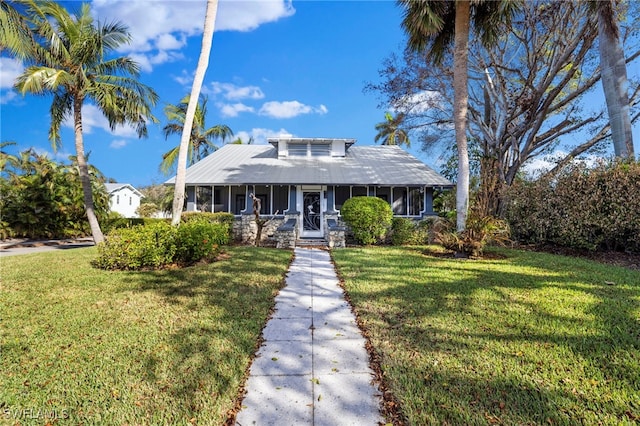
172,0,219,225
74,97,104,243
597,0,634,158
454,0,471,232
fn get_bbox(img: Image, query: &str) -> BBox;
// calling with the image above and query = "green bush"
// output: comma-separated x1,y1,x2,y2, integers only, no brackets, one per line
341,196,392,245
390,218,433,246
390,217,416,246
92,221,177,270
505,160,640,252
93,219,232,270
176,219,230,265
181,212,235,240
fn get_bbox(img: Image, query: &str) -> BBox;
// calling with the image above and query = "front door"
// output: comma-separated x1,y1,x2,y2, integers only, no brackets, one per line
301,190,323,238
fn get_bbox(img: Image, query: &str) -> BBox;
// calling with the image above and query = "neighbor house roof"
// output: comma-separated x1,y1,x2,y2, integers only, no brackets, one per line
105,183,144,197
165,144,452,187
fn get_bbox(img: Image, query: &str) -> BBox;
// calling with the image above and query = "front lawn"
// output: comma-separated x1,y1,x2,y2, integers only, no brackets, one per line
1,246,292,425
332,246,640,425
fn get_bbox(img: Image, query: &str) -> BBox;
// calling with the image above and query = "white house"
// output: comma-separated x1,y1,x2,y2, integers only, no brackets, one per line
166,137,452,247
105,183,144,218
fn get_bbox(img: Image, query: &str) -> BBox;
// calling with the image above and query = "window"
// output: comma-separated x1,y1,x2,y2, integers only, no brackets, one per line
288,142,307,156
129,196,132,206
116,195,120,204
408,188,424,216
335,186,350,210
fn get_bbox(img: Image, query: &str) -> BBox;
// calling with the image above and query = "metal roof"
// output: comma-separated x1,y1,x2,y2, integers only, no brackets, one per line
165,144,452,187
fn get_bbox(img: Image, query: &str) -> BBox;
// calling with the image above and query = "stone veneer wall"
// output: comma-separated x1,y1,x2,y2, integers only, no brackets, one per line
233,215,286,246
325,213,346,249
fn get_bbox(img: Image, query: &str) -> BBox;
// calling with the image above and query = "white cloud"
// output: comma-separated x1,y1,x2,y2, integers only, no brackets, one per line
91,0,295,71
393,90,443,115
219,102,255,118
110,139,128,149
209,82,265,100
0,57,23,89
0,90,18,105
217,0,295,32
173,69,194,86
234,128,293,145
63,104,139,138
259,101,328,119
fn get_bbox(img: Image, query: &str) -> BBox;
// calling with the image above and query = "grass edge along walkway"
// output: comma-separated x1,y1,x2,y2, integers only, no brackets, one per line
1,246,292,425
332,246,640,426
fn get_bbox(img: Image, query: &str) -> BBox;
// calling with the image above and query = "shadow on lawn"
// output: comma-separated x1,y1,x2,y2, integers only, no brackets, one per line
335,247,640,424
120,248,290,422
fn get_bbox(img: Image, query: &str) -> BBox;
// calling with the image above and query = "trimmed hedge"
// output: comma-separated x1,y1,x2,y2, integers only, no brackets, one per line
505,160,640,252
341,196,392,245
92,219,230,270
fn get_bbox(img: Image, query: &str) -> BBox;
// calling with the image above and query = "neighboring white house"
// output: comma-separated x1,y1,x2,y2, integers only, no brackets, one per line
105,183,144,218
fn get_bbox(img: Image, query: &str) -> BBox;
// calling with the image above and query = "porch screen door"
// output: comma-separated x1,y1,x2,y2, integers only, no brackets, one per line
302,191,322,237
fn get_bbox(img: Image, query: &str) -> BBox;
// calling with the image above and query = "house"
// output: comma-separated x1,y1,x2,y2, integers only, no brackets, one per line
105,183,144,218
166,137,452,247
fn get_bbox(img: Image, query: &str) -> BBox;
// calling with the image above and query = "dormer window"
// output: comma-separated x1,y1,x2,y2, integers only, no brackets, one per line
269,137,355,158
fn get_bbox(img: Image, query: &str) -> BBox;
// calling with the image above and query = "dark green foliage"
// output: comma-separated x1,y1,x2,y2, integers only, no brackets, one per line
0,149,108,239
505,160,640,252
341,196,393,245
390,217,416,245
175,219,230,265
93,219,231,270
390,218,433,246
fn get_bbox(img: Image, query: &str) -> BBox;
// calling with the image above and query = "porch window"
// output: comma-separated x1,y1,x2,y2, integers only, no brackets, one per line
352,186,367,197
272,185,289,214
408,188,424,216
196,186,212,212
335,186,350,210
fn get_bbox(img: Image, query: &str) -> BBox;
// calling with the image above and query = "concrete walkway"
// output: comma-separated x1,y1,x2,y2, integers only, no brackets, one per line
235,248,384,426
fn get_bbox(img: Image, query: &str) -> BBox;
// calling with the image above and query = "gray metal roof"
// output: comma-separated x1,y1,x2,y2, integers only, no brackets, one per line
165,144,452,187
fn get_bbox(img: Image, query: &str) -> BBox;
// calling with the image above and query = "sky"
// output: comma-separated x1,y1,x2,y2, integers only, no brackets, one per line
0,0,638,188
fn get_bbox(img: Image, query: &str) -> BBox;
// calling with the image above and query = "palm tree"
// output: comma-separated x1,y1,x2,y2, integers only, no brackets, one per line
0,1,36,59
398,0,519,232
160,94,233,174
593,0,634,158
374,112,411,147
171,0,219,226
13,1,158,243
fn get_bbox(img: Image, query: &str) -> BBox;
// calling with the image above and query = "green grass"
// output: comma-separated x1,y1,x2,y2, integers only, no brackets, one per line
0,246,292,425
332,246,640,426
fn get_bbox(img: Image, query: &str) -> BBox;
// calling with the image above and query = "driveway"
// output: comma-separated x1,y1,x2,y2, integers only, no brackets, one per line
0,238,95,257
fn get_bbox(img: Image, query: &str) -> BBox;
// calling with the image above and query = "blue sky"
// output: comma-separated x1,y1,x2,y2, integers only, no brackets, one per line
1,0,412,187
1,0,638,188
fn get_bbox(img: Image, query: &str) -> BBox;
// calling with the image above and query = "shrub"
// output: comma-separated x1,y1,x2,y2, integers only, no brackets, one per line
341,197,392,245
390,217,416,246
175,219,230,265
92,221,177,270
505,160,640,252
181,212,235,240
433,209,510,257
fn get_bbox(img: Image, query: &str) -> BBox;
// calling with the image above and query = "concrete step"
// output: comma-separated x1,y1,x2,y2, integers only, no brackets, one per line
295,238,327,247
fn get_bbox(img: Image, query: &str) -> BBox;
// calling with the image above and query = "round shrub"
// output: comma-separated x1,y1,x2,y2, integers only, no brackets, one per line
340,196,392,245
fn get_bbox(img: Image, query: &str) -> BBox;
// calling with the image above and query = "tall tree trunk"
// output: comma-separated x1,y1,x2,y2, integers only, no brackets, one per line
74,97,104,243
597,0,634,158
454,0,471,231
172,0,219,225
